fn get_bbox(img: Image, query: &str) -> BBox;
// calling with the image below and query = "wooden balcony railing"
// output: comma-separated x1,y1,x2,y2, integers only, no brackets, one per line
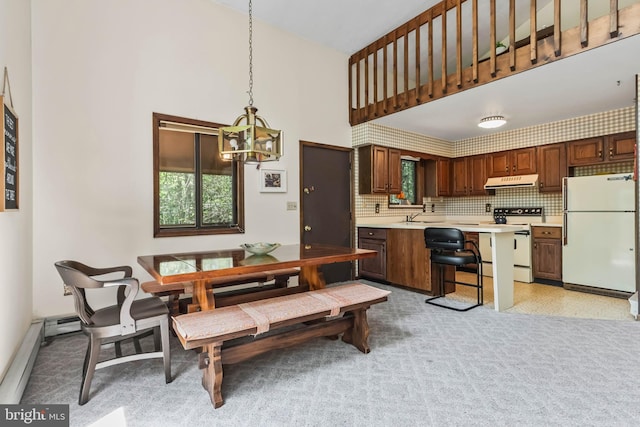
349,0,640,126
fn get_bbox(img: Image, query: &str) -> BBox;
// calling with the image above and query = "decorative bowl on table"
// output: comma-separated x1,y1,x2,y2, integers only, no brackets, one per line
240,242,281,255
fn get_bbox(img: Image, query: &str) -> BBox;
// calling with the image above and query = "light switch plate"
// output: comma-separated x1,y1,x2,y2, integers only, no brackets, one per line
286,201,297,210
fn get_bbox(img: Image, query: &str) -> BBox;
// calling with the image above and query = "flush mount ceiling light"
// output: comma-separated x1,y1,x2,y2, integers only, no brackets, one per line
218,0,283,166
478,115,507,129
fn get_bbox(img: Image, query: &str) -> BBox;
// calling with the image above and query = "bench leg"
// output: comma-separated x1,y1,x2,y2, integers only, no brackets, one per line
341,308,371,354
201,343,224,408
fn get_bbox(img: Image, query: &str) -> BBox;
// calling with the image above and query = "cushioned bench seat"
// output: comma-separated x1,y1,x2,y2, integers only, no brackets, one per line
172,282,390,408
141,268,300,315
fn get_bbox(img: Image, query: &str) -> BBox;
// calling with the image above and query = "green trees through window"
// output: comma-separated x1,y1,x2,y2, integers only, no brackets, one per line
153,113,244,237
389,159,417,205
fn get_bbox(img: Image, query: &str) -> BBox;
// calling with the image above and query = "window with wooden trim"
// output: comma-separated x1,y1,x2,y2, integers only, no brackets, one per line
153,113,244,237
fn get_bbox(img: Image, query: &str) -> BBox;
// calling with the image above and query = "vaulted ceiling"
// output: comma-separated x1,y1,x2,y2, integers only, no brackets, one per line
212,0,640,141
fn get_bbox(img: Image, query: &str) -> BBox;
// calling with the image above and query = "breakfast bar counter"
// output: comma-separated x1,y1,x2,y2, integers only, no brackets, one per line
358,221,524,312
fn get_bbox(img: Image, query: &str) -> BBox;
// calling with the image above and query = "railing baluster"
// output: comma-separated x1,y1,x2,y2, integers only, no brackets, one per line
580,0,588,47
441,6,447,93
530,0,538,63
364,49,370,119
456,0,462,88
472,0,478,82
404,28,409,106
610,0,619,38
373,45,378,117
490,0,497,76
554,0,562,56
393,34,398,108
509,0,516,70
415,18,421,102
383,36,388,113
428,10,434,98
355,56,361,122
348,59,353,124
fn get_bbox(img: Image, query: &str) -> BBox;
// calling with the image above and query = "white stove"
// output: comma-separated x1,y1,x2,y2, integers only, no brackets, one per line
479,207,545,283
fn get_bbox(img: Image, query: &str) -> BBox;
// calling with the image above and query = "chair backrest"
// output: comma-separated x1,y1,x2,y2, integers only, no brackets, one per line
424,228,465,252
54,260,135,326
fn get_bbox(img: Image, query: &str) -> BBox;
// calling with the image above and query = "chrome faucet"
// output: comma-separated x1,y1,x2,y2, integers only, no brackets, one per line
406,212,421,222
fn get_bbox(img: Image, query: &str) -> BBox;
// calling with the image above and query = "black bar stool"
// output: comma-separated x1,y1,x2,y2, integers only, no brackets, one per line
424,228,483,311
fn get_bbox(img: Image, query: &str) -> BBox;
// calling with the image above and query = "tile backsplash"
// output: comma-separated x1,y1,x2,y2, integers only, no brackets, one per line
354,107,635,219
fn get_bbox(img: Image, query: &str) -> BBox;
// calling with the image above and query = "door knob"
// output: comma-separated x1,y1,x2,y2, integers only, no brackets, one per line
304,225,312,231
303,186,315,194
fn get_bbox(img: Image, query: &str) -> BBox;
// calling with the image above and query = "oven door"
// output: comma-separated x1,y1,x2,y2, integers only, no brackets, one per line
479,231,533,283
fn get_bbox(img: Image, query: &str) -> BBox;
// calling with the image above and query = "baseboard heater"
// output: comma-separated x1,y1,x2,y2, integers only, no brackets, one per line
0,321,44,404
44,315,81,338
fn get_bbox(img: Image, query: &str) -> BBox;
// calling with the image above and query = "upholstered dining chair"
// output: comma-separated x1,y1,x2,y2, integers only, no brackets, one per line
424,228,483,312
54,260,172,405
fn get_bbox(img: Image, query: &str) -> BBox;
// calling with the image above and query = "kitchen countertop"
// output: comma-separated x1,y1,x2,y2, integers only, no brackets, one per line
358,221,525,233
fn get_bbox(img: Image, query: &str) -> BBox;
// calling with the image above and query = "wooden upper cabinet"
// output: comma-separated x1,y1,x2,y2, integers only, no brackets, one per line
537,143,567,193
467,154,487,195
451,155,486,196
512,147,537,175
567,132,636,167
606,131,636,162
437,158,452,196
487,147,537,178
567,137,604,166
387,148,402,194
451,157,468,196
424,157,451,197
486,151,511,177
358,145,401,194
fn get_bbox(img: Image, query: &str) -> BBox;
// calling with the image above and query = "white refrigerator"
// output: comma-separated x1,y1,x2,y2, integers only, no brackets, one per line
562,173,636,293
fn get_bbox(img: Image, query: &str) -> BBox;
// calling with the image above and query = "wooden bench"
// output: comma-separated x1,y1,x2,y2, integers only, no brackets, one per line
172,282,390,408
141,268,300,315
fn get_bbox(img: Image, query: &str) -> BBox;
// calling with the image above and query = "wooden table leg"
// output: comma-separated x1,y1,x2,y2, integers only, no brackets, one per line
299,265,326,290
192,279,215,311
201,342,224,408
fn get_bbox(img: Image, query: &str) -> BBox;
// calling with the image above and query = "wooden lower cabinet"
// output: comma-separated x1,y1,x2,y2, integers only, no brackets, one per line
386,228,455,294
532,226,562,282
357,228,387,281
386,229,431,292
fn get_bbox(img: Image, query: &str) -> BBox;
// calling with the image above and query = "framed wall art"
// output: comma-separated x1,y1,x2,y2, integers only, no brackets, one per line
259,169,287,193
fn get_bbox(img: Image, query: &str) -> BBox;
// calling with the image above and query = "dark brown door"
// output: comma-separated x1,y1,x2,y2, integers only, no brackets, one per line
301,141,354,284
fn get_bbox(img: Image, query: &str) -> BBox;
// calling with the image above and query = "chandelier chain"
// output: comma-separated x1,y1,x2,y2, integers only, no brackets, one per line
247,0,254,106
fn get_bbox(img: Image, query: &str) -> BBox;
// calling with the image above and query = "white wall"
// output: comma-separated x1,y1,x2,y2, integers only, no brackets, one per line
0,0,33,380
31,0,350,318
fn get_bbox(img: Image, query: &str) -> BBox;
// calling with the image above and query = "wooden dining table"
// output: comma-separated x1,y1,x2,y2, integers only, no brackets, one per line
137,243,377,311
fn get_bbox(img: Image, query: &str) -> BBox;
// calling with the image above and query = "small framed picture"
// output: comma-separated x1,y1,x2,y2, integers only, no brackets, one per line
259,169,287,193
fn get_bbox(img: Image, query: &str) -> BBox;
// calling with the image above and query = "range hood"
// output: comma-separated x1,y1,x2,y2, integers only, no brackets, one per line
484,174,539,190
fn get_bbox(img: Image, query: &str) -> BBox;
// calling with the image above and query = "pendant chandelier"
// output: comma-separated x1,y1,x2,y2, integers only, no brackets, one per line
218,0,283,165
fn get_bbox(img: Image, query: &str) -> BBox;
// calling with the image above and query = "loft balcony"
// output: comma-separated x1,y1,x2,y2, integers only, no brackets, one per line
348,0,640,127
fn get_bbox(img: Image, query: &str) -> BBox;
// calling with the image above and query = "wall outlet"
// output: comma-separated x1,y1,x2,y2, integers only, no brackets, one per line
431,203,435,212
375,203,380,214
286,201,297,211
485,203,492,213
